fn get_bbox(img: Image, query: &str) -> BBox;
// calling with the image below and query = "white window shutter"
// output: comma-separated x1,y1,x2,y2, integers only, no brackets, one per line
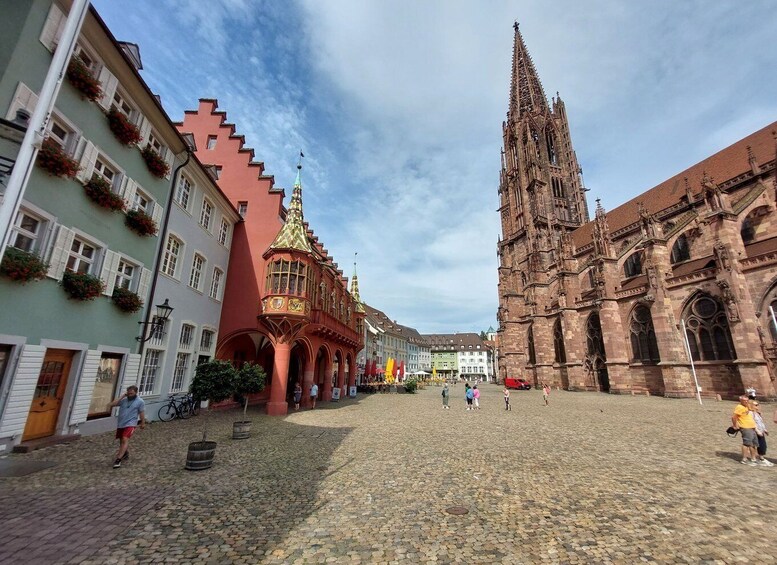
47,225,75,280
97,67,118,110
100,250,121,296
123,179,138,209
5,82,39,121
151,201,163,226
120,353,142,390
137,116,152,147
69,350,102,425
39,3,66,52
164,150,176,179
76,141,98,182
0,345,46,437
137,267,152,300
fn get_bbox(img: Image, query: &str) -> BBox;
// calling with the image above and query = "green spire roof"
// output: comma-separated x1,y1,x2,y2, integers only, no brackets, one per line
350,257,365,313
268,165,313,253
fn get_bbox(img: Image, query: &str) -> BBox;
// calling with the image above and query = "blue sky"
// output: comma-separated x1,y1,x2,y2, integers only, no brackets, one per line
92,0,777,334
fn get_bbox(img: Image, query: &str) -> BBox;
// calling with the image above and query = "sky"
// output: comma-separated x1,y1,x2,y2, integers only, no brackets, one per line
92,0,777,334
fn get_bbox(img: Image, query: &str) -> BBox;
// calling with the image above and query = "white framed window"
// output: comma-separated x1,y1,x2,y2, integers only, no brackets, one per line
161,236,182,278
210,268,223,300
139,350,161,395
73,43,99,76
199,199,213,231
47,115,80,156
149,317,167,347
189,254,205,290
146,130,167,158
180,324,195,349
111,89,134,120
67,237,97,274
200,329,215,352
171,352,189,393
206,135,217,150
218,218,230,246
10,211,43,253
175,176,192,211
132,188,151,214
115,260,136,290
93,156,118,189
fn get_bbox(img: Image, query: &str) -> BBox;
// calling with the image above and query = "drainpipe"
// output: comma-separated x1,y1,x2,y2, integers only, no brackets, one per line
0,0,91,260
136,149,192,359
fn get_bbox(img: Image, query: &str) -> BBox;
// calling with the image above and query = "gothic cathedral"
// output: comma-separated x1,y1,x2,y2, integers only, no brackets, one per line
497,23,777,400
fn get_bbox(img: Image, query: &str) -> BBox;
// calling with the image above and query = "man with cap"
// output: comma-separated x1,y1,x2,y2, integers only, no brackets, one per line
732,395,759,466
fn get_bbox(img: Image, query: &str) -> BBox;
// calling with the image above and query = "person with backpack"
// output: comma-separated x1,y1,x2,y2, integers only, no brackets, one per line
465,385,475,410
441,384,450,409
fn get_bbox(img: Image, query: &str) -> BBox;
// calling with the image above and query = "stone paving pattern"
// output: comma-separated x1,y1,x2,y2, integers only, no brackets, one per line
1,385,776,564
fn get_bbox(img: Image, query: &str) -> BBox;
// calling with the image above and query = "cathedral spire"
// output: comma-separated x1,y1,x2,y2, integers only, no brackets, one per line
268,161,313,253
350,253,365,313
509,22,549,119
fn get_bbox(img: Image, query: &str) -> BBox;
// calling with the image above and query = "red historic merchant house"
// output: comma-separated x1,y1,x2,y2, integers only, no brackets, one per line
497,24,777,400
177,100,364,415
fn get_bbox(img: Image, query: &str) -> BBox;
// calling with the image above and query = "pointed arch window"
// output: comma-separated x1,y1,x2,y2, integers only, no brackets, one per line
683,295,736,361
527,325,536,365
586,313,606,359
741,206,770,245
629,304,660,363
670,234,690,264
546,132,557,165
553,319,566,363
624,251,643,278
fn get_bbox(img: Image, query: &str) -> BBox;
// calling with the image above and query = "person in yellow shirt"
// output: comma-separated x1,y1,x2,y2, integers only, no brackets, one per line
732,395,759,466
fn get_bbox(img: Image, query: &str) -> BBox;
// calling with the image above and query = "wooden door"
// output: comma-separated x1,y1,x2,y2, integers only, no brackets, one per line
23,349,74,441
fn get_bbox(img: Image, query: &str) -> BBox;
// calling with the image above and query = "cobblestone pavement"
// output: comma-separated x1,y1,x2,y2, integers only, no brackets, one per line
1,385,776,564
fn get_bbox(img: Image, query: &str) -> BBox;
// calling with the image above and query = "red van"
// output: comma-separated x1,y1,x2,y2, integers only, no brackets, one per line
504,377,532,390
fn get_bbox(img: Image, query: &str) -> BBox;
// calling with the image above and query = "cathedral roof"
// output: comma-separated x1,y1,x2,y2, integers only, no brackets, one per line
572,121,777,250
268,166,313,254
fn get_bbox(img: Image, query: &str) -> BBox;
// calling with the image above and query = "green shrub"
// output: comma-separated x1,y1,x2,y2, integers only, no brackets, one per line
190,360,236,403
404,379,418,394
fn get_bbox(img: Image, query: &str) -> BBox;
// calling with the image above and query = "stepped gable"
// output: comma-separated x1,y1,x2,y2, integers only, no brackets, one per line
182,99,272,181
572,122,777,250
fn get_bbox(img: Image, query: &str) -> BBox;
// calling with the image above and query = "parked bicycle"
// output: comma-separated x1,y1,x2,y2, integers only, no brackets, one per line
158,393,193,422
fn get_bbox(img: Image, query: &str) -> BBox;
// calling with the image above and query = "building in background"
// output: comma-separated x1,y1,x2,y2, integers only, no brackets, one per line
137,145,241,419
496,23,777,399
177,100,364,415
424,333,493,382
0,0,186,449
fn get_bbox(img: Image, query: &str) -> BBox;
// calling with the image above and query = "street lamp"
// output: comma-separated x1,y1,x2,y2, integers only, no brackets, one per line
136,299,174,342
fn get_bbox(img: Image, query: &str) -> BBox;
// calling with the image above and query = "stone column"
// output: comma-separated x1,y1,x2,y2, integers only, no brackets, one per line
598,299,631,393
336,361,345,398
559,309,586,391
266,342,290,416
532,315,556,388
347,357,356,392
321,360,333,402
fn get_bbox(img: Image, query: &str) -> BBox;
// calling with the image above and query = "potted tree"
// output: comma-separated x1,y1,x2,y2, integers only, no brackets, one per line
186,360,236,470
231,362,267,439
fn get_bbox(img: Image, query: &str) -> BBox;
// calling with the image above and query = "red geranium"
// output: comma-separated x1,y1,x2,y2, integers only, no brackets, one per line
125,208,158,237
107,108,142,146
83,176,125,212
141,145,170,178
36,137,80,178
112,287,144,313
0,247,49,284
61,270,105,301
66,56,102,102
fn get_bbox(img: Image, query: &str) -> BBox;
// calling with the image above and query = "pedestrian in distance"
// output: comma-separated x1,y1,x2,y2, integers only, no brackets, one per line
293,382,302,411
750,399,774,466
542,383,550,406
310,382,319,409
732,394,760,466
503,387,511,411
109,385,145,469
465,385,475,410
464,382,470,407
473,385,480,410
442,383,450,409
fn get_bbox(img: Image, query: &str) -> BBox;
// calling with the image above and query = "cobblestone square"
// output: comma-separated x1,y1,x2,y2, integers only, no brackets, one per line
1,385,776,564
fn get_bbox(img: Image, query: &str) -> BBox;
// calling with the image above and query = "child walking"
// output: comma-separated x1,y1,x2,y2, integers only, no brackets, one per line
503,387,511,411
542,383,550,406
442,384,450,409
465,385,474,410
473,385,480,410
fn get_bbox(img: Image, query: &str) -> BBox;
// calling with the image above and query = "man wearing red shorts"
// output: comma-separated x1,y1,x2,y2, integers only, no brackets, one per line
109,385,145,468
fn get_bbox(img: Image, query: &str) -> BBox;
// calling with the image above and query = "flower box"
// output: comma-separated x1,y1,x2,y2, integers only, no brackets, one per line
125,208,158,237
66,56,102,102
0,247,49,284
112,287,144,313
107,108,142,146
141,145,170,178
36,137,80,178
61,270,105,301
83,176,125,212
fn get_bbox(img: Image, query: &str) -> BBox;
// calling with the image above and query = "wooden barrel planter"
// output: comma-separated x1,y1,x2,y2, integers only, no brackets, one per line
185,441,217,470
232,420,251,440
